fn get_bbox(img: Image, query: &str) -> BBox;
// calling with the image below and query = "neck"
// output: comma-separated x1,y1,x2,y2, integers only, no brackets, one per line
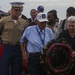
39,27,43,31
48,21,55,25
38,26,45,31
12,15,18,20
48,24,55,30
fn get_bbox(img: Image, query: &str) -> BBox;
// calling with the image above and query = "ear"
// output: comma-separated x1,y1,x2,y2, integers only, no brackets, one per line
11,8,14,12
11,8,13,11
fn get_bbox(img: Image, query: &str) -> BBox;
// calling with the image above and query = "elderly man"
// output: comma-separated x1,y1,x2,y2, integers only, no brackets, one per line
0,2,27,75
20,13,54,75
58,16,75,75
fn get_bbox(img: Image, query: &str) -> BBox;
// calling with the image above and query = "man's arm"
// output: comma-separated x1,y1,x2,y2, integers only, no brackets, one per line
20,38,28,60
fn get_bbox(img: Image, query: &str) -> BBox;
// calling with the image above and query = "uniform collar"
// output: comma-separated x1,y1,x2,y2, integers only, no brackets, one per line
36,25,45,33
31,17,36,21
7,15,20,22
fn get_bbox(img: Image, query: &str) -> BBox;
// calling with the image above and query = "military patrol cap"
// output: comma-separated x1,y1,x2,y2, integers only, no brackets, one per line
10,2,25,11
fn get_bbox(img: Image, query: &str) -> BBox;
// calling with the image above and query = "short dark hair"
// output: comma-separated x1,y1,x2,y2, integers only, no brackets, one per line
47,11,57,19
50,9,57,14
67,7,75,15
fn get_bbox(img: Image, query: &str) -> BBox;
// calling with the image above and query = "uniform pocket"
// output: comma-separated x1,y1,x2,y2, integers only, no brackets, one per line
4,25,14,30
18,24,25,31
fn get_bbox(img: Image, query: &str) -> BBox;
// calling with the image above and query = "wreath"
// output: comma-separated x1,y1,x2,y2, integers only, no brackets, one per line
45,43,73,74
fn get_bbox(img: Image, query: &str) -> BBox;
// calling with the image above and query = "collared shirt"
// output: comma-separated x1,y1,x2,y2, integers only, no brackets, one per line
0,15,27,43
20,25,54,53
31,18,36,22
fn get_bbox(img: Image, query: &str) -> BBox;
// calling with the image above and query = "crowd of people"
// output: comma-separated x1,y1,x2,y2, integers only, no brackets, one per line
0,1,75,75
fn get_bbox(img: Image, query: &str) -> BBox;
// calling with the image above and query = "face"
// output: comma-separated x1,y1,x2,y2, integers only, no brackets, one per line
30,9,37,19
37,20,47,30
47,13,55,24
67,22,75,33
11,8,22,19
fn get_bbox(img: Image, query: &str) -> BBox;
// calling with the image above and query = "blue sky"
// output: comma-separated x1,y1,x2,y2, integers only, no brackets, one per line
0,0,75,20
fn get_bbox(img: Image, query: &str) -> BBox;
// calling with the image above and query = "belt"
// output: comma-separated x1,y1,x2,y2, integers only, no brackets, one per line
29,52,41,55
2,41,20,45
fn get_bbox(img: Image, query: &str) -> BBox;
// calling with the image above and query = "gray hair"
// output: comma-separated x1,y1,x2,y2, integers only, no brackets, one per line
67,16,75,23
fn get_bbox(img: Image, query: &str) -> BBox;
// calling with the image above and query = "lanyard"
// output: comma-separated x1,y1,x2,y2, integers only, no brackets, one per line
36,26,45,45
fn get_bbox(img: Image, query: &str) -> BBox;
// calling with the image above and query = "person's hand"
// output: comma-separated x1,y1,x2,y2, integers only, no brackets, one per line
22,53,27,60
71,51,75,57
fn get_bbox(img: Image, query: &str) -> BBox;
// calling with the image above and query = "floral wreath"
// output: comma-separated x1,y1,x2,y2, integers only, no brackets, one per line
45,43,73,74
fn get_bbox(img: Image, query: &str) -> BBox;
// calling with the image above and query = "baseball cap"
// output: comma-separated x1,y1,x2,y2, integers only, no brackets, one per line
10,2,25,11
37,5,44,12
36,13,48,22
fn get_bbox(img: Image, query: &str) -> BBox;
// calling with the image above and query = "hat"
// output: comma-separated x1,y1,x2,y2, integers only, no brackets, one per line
36,13,48,22
10,2,25,11
37,5,44,12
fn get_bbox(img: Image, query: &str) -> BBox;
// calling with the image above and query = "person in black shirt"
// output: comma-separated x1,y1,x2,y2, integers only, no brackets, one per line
58,16,75,75
56,7,75,39
58,29,75,50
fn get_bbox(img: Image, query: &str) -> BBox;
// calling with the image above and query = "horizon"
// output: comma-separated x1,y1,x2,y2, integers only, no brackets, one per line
0,0,75,20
